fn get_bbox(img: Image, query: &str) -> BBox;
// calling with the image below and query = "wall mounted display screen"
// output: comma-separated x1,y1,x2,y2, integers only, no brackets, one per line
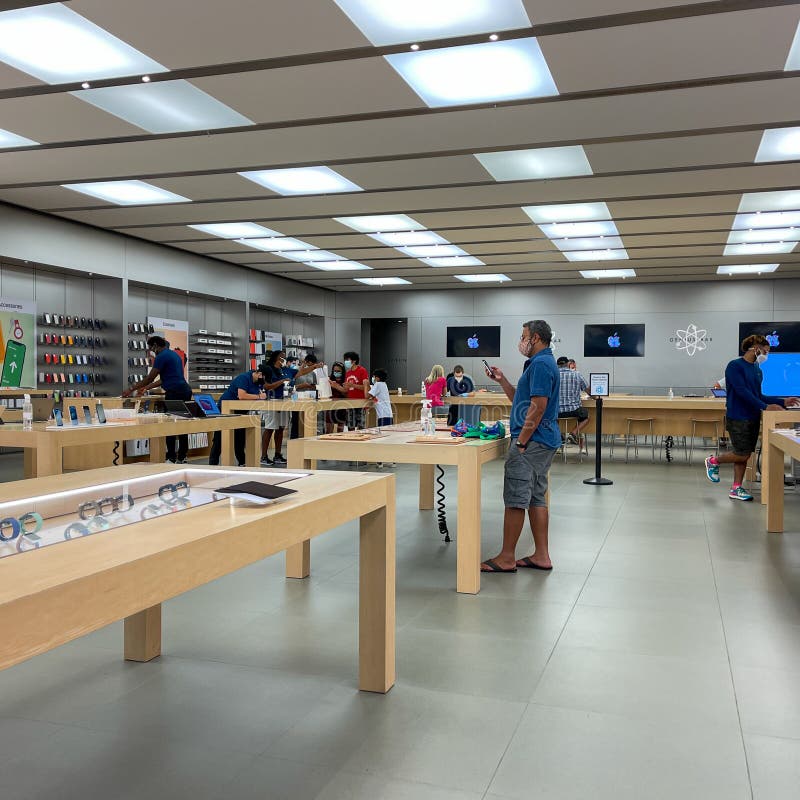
584,324,645,358
759,353,800,396
446,326,501,358
738,321,800,353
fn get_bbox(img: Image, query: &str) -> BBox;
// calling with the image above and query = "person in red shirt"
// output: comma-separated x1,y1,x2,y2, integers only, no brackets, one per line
343,350,369,429
424,364,448,413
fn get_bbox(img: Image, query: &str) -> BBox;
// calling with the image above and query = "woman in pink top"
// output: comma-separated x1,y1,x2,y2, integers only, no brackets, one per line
424,364,447,408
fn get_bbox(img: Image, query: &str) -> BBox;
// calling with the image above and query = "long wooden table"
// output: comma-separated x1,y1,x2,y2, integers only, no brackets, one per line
390,393,512,424
0,464,396,693
0,414,261,477
288,429,509,594
759,409,800,505
764,429,800,534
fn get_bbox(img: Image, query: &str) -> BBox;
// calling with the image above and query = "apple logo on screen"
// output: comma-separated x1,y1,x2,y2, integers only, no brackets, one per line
766,331,780,347
607,332,621,348
467,334,479,349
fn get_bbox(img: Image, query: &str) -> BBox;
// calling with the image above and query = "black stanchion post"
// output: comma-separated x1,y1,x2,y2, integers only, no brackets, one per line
584,396,613,486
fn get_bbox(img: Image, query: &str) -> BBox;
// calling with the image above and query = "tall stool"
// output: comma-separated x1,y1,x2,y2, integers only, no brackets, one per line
620,417,656,462
687,418,720,464
557,418,569,462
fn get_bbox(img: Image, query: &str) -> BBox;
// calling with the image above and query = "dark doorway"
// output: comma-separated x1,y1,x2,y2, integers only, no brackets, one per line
361,318,408,390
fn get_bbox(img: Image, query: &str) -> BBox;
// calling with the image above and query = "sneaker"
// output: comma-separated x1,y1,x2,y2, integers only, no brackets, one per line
176,458,188,464
729,486,753,501
273,454,287,464
261,457,274,466
479,421,506,440
704,456,720,483
566,433,577,445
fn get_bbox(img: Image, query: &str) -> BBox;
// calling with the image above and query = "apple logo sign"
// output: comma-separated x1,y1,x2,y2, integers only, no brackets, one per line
467,334,479,349
607,332,621,348
766,330,780,348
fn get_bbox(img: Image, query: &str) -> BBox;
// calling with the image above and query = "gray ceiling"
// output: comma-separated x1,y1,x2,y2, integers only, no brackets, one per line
1,0,800,291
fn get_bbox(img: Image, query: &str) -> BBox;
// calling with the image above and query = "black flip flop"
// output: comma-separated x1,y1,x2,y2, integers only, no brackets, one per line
481,558,517,573
516,556,553,571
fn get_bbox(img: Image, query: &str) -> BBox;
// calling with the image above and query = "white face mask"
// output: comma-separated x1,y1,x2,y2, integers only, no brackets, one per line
454,374,463,382
756,352,768,365
370,377,376,384
518,337,533,357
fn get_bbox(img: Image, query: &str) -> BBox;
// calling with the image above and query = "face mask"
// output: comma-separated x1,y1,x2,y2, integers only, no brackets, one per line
756,352,768,365
371,377,376,385
518,338,533,357
332,371,343,379
344,360,353,370
454,375,463,382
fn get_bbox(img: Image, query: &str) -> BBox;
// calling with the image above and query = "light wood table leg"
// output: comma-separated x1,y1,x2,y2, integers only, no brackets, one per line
220,427,234,466
419,463,434,510
35,444,62,477
149,436,166,464
124,604,162,662
456,449,481,594
359,480,396,693
301,408,317,438
286,440,311,578
244,422,259,467
23,447,36,479
766,438,786,533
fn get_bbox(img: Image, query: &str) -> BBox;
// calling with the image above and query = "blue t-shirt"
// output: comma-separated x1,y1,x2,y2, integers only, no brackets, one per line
510,347,561,449
725,357,784,421
153,348,188,391
263,365,285,399
220,372,261,402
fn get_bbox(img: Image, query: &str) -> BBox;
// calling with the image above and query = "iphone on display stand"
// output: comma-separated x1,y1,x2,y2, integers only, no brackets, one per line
95,403,106,424
53,408,63,427
68,405,78,426
82,405,92,425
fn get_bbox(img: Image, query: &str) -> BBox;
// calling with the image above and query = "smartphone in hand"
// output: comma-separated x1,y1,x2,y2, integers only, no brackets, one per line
482,359,496,379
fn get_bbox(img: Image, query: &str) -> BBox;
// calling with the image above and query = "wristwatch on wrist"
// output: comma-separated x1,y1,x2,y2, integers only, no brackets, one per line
516,439,528,450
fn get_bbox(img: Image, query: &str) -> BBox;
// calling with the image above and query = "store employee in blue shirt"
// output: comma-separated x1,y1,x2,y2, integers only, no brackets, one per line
209,368,266,466
481,320,561,574
123,335,193,463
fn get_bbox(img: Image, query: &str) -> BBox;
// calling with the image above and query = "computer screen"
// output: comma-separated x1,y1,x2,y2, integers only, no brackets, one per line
584,324,646,358
759,352,800,396
446,326,501,358
738,321,800,353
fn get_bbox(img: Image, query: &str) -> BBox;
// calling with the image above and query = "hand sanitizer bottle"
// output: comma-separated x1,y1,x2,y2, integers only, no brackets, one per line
22,394,33,430
668,387,674,400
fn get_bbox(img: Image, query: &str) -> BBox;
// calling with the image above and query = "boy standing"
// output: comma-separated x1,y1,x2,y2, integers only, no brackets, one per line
369,369,393,426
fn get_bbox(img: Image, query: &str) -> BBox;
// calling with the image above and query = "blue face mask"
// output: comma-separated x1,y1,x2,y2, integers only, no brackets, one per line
344,360,353,370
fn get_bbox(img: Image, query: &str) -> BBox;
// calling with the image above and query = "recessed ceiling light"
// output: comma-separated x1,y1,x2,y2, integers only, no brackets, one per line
61,180,190,205
332,0,530,46
141,74,150,82
410,43,420,51
754,126,800,163
717,264,779,275
399,244,468,258
727,227,800,245
522,202,612,224
0,3,165,83
565,249,629,262
76,80,252,133
785,21,800,70
369,230,447,248
236,236,313,252
580,269,636,279
0,127,38,148
80,81,90,89
554,235,625,252
539,220,618,238
355,276,411,285
489,33,500,41
475,145,593,182
304,261,372,271
454,273,510,282
422,256,485,267
386,38,557,108
238,166,362,196
279,249,344,263
723,242,797,256
334,214,424,232
189,222,280,238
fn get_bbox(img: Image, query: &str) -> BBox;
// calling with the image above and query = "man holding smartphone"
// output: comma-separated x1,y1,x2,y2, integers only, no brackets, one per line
481,320,561,574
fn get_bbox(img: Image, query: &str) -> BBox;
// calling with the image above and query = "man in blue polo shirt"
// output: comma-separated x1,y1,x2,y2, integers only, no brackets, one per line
481,319,561,573
209,368,266,466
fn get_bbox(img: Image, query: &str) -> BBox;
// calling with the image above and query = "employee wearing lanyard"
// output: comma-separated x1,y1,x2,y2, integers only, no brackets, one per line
123,335,193,463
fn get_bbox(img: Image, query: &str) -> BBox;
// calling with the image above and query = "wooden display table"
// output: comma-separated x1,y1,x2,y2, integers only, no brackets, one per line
764,429,800,533
583,395,726,436
0,464,395,693
759,409,800,505
288,428,509,594
389,393,511,424
0,414,261,478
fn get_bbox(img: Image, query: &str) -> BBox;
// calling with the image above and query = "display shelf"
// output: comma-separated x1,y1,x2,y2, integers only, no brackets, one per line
190,329,237,390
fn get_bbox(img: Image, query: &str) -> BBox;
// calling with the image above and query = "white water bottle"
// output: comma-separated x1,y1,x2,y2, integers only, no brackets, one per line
668,387,674,400
22,394,33,430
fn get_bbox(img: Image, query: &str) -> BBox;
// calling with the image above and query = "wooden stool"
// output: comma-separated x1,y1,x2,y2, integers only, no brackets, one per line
622,417,655,462
687,418,721,464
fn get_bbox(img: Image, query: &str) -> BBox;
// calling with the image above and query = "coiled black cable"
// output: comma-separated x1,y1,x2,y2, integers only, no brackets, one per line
436,464,450,542
112,440,120,466
664,435,674,462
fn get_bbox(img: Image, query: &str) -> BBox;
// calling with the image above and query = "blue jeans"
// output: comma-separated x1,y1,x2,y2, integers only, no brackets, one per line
377,417,393,427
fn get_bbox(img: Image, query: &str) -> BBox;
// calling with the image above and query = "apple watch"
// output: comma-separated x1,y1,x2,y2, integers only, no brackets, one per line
0,517,21,541
64,522,90,539
19,512,43,535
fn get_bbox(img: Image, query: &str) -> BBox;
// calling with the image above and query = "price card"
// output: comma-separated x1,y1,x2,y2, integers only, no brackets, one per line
589,373,610,397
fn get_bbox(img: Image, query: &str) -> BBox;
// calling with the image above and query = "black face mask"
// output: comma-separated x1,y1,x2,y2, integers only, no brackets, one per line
256,377,265,387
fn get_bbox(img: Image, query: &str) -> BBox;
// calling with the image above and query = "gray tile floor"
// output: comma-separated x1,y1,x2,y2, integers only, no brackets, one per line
1,451,799,799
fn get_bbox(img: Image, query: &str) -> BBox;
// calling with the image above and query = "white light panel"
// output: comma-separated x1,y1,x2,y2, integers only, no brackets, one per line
236,237,313,252
734,211,800,229
565,249,629,262
62,180,190,205
77,80,252,133
475,145,592,182
332,0,530,46
539,220,618,238
399,244,467,258
755,127,800,163
279,249,345,263
386,38,558,108
0,3,165,83
738,191,800,214
239,166,362,196
454,273,510,282
0,128,37,148
717,264,779,275
422,256,485,267
522,202,612,224
304,261,372,271
785,21,800,70
723,242,797,256
355,277,411,286
554,235,625,252
580,269,636,279
334,214,424,232
369,230,447,247
189,222,280,238
727,228,800,245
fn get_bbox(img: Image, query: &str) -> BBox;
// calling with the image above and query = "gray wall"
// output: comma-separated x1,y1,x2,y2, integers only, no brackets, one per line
332,280,800,392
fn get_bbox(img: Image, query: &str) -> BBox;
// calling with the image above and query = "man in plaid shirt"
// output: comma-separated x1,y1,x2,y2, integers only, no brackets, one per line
557,356,591,444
